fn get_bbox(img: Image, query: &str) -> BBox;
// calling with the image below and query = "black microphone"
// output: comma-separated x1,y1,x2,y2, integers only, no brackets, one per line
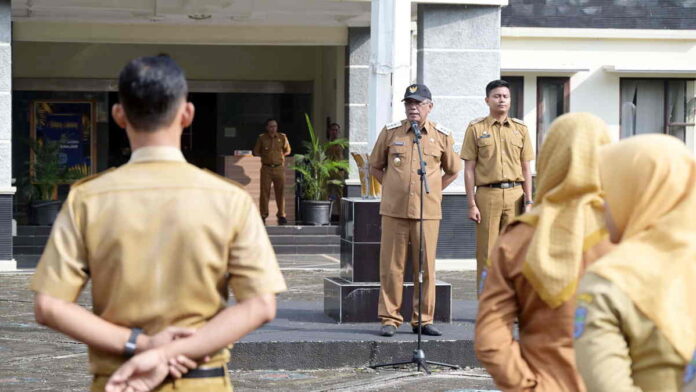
410,121,422,139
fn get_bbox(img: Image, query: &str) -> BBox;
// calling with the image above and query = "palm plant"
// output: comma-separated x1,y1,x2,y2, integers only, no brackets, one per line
25,137,65,201
291,114,349,201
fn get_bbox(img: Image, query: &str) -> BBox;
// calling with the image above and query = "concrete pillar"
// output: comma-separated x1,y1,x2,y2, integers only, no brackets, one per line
368,0,411,147
417,3,501,193
345,27,370,183
0,0,13,271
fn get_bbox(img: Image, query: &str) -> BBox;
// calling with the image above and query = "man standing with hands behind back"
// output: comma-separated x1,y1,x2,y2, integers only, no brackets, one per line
369,84,461,337
253,119,292,225
460,79,535,292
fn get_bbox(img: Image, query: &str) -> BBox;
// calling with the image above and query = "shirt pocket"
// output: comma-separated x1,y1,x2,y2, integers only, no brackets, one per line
476,136,494,159
424,145,442,170
388,145,407,168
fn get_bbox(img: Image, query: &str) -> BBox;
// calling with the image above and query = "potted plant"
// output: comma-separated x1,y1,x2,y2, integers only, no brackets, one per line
291,114,349,225
21,137,75,225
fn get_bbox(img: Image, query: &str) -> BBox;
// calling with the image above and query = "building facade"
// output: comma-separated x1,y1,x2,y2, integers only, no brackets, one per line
1,0,695,269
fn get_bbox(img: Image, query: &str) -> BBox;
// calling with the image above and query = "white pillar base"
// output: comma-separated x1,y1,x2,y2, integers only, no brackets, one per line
0,259,17,271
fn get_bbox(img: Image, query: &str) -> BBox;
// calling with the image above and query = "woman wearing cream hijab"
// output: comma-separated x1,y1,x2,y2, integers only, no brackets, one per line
475,113,612,392
574,134,696,391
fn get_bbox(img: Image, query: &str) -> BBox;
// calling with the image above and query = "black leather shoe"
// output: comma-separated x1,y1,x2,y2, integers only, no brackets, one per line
278,217,288,225
412,324,442,336
380,325,396,337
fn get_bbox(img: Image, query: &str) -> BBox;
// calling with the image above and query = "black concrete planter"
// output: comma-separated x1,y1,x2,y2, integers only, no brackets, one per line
300,200,332,226
30,200,61,226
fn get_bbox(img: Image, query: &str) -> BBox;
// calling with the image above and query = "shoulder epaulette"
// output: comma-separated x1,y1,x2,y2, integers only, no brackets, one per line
469,117,485,125
202,169,245,190
70,168,116,188
511,118,526,126
386,121,402,130
434,123,451,136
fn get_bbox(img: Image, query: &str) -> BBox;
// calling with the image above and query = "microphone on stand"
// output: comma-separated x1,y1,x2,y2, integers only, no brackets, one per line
410,121,422,139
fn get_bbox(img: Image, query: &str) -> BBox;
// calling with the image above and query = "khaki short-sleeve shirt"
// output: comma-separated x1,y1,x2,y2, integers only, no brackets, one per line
30,147,287,376
253,132,291,165
368,119,462,220
460,116,534,186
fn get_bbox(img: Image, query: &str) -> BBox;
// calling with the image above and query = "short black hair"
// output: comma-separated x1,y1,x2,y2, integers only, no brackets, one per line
329,123,340,129
264,118,278,126
485,79,510,97
117,55,188,132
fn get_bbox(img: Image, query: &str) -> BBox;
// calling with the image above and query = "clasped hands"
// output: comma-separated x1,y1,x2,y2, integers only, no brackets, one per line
105,326,211,392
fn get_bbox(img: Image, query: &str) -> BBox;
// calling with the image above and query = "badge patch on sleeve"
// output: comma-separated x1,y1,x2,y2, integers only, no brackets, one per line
684,350,696,385
478,268,488,296
573,306,588,339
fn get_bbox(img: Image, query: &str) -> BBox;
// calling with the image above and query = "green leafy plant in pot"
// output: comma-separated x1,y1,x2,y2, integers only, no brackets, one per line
291,114,349,225
21,137,69,225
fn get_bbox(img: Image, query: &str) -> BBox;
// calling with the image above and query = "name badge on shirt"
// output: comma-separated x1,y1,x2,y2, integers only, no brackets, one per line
479,133,491,139
392,141,405,146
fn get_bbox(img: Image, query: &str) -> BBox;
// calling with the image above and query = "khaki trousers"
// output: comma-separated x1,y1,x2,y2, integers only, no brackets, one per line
259,165,286,219
474,185,524,289
92,373,233,392
378,215,440,327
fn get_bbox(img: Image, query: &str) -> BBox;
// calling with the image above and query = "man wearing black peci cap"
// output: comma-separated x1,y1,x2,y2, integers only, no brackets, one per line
369,84,461,337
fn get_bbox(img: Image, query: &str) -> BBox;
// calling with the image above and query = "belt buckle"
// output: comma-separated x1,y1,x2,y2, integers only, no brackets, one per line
500,182,511,189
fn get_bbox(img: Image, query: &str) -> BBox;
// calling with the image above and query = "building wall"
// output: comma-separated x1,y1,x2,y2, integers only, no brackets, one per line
503,0,696,30
12,42,345,142
501,31,696,156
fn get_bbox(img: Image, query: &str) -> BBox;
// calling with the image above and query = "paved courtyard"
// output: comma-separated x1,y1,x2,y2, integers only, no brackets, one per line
0,255,496,391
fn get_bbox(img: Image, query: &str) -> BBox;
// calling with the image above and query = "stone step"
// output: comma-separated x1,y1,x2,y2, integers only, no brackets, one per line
228,300,479,370
265,225,339,236
268,235,339,245
272,245,340,255
13,235,50,246
17,225,52,236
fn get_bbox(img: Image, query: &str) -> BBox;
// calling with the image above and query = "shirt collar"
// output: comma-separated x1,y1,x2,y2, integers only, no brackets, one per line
129,146,186,164
486,116,511,127
406,120,431,134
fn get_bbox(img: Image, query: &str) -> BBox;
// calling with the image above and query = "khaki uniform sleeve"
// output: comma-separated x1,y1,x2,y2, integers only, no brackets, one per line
460,125,478,161
252,135,262,157
283,134,291,156
228,193,287,300
521,127,534,162
30,191,89,302
441,133,463,175
475,232,538,391
574,273,642,392
368,128,389,170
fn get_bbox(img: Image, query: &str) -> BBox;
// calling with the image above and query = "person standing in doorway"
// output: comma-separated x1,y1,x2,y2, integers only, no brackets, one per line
369,83,461,337
460,79,535,291
253,119,291,225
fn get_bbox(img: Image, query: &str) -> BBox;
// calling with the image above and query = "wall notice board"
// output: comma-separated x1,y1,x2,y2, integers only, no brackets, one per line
30,100,96,176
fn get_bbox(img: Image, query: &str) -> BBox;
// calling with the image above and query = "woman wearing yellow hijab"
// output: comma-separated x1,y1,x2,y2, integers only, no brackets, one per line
574,134,696,391
475,113,612,392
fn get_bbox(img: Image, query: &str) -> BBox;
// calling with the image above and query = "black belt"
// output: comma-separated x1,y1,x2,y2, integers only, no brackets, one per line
178,366,226,379
483,181,522,189
263,164,282,168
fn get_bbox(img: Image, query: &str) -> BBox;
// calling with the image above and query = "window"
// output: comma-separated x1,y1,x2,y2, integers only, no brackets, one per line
503,76,524,120
620,79,695,141
537,77,570,149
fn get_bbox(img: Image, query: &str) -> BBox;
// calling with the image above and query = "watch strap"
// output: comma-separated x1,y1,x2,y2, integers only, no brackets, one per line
124,328,143,358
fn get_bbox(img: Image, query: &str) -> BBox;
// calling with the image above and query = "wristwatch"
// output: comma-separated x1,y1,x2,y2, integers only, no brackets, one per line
124,328,143,358
525,200,534,205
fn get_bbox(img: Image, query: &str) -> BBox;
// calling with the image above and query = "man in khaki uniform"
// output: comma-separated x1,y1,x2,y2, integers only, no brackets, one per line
460,79,535,289
30,56,286,392
369,84,462,337
253,119,292,225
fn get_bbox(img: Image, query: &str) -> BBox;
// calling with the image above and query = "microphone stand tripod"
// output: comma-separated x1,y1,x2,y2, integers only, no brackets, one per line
371,121,459,374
